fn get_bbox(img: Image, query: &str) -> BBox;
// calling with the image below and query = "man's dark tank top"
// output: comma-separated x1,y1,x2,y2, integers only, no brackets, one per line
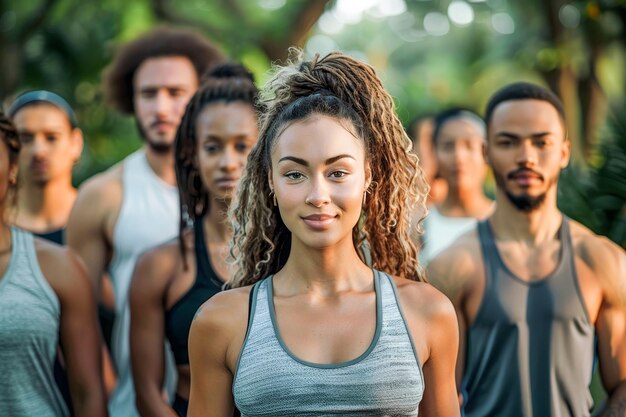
463,217,595,417
165,219,224,365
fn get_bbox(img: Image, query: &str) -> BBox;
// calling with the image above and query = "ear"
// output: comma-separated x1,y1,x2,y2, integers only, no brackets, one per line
8,164,18,186
560,137,571,169
482,140,491,166
71,128,84,162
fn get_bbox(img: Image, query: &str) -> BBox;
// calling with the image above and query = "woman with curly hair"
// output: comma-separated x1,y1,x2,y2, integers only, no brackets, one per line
129,63,260,417
188,51,460,417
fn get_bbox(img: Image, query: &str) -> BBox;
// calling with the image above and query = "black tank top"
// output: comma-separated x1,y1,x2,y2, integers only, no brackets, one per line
165,219,224,365
463,217,595,417
34,228,64,245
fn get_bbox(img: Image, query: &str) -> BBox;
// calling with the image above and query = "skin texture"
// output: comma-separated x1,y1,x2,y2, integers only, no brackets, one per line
0,136,106,417
434,117,492,219
187,115,460,417
427,99,626,415
12,103,82,232
129,102,258,417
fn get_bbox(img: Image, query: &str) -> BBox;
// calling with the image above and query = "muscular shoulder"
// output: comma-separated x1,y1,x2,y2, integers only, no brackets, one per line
34,238,92,298
191,286,253,365
393,277,457,323
570,220,626,306
426,228,483,302
74,163,123,211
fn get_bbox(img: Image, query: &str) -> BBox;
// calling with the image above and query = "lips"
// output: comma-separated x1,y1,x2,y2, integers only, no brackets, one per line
508,169,543,187
301,213,337,230
215,177,239,189
151,121,175,134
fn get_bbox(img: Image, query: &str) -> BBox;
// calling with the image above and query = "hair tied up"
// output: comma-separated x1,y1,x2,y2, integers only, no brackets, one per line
203,62,255,83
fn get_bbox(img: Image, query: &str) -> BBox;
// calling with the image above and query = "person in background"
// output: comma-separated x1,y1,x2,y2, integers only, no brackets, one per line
67,26,223,417
130,62,260,417
0,112,107,417
428,82,626,416
420,108,493,264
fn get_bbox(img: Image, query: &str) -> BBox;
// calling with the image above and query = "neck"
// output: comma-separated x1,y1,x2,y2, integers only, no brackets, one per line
277,236,371,298
15,177,76,230
438,182,491,217
490,187,562,244
203,199,232,243
144,146,176,185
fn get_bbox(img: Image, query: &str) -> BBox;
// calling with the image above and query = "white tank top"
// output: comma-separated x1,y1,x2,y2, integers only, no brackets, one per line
421,206,477,264
108,149,179,417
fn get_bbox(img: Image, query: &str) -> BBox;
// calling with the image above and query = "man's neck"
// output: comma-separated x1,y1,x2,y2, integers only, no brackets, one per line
438,184,492,218
16,178,77,230
144,146,176,186
490,188,562,245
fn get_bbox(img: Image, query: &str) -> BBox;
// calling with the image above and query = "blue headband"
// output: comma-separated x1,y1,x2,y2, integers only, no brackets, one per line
8,90,78,128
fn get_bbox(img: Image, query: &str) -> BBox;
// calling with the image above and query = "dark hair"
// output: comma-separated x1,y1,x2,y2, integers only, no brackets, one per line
102,26,224,114
230,50,428,287
9,90,78,128
406,113,435,143
0,112,21,165
174,62,260,266
485,82,565,130
432,107,485,146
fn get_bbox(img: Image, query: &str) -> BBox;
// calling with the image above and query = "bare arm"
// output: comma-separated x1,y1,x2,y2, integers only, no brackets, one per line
66,170,121,292
595,242,626,417
130,247,178,417
39,243,108,417
188,290,249,417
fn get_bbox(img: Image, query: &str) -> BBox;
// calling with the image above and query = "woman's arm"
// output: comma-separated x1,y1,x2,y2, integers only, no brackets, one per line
130,248,179,417
39,243,108,417
188,290,250,417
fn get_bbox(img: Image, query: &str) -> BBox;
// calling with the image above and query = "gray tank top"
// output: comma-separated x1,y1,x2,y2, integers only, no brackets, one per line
463,218,595,417
0,228,69,417
233,270,424,416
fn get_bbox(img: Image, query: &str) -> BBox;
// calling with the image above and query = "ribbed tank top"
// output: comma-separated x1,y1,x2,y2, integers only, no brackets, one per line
233,270,424,416
0,228,69,417
463,218,594,417
108,150,179,417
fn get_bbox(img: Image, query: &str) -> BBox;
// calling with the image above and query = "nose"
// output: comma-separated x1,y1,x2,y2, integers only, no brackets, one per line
219,146,239,173
305,175,331,207
31,136,47,158
154,90,173,118
515,140,537,166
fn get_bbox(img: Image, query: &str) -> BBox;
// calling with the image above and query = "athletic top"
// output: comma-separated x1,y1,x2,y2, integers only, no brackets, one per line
165,218,224,365
421,206,477,264
463,218,595,417
34,228,64,245
0,228,69,417
233,270,424,416
108,149,179,417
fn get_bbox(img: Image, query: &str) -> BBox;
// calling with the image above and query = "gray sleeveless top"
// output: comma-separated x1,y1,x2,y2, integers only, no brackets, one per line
233,270,424,416
463,218,595,417
0,228,69,417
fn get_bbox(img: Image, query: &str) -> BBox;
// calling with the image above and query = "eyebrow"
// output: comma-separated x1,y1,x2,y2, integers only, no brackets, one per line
278,154,356,166
495,131,552,139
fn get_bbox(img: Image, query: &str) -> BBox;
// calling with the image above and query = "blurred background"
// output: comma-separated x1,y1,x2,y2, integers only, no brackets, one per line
0,0,624,404
0,0,623,243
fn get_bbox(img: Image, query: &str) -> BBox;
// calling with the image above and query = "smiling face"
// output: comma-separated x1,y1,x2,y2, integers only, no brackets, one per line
486,99,570,212
269,114,371,250
195,101,259,204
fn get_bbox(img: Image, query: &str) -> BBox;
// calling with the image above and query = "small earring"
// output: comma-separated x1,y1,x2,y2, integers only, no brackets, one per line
270,190,277,207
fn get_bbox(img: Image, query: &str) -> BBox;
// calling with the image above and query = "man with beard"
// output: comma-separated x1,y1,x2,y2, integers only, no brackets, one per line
67,27,222,417
427,82,626,417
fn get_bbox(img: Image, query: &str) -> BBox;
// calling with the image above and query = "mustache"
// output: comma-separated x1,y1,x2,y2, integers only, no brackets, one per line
507,168,543,181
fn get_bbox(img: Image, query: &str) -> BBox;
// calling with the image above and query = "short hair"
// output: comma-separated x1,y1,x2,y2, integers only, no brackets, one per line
432,107,485,145
102,26,224,115
485,82,565,129
8,90,78,128
0,112,20,165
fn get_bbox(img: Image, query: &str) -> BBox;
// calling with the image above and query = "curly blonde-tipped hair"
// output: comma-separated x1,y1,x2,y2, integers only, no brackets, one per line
229,50,429,287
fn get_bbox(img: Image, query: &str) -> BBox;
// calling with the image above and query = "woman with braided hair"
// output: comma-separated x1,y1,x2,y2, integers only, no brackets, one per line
189,51,460,416
129,63,260,417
